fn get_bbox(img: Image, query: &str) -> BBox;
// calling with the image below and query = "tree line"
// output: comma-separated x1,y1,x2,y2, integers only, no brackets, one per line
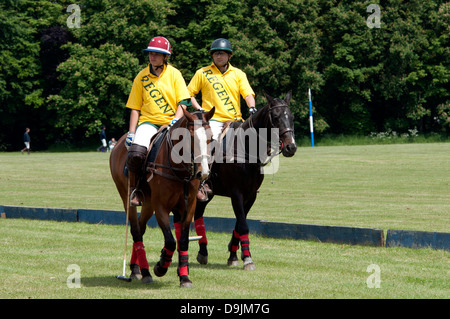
0,0,448,151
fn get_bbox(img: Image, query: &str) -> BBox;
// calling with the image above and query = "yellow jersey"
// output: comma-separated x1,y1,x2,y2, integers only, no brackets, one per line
187,63,255,122
126,64,190,126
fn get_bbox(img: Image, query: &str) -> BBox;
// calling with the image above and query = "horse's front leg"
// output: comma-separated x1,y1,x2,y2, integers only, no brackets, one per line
128,205,153,283
177,219,193,288
228,192,256,271
153,210,176,279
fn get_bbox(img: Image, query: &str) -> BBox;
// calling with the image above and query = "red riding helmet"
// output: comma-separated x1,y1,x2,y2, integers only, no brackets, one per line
143,36,171,55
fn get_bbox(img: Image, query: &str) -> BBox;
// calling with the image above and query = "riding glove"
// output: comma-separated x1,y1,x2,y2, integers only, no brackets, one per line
169,118,179,127
249,107,257,115
125,132,135,150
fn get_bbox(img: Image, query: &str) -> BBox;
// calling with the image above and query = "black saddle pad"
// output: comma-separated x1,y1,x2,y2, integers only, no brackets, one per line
147,127,168,164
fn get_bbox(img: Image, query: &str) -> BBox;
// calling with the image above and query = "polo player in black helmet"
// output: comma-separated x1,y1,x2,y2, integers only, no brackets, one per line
186,38,256,247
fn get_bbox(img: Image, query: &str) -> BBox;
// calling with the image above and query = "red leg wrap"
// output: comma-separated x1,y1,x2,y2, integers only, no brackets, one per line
231,230,240,252
174,222,181,250
178,251,189,277
240,234,251,257
130,242,139,265
134,241,149,270
194,217,208,245
162,247,174,268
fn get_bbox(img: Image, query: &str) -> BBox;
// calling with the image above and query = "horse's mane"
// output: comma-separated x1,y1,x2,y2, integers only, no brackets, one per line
170,111,203,130
240,103,270,130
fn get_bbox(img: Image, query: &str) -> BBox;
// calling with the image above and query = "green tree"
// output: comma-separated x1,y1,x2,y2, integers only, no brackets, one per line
47,43,140,140
1,0,447,151
0,0,65,150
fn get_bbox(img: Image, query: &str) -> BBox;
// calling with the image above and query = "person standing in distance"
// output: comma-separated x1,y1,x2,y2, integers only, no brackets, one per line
97,125,107,152
21,128,31,155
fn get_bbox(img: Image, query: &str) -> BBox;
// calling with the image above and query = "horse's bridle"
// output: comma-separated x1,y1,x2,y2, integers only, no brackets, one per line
266,104,294,138
146,116,211,217
247,103,294,165
147,118,211,183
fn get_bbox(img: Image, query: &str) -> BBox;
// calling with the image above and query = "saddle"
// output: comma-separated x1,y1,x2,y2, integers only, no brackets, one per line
146,125,169,164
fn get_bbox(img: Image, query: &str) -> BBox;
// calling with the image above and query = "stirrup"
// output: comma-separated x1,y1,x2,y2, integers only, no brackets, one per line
130,188,145,207
196,186,209,202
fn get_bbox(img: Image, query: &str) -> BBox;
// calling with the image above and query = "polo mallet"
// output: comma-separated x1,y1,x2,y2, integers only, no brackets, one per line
116,176,132,282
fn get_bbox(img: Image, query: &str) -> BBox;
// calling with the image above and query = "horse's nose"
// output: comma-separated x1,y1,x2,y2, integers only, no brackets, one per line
284,143,297,157
195,170,209,181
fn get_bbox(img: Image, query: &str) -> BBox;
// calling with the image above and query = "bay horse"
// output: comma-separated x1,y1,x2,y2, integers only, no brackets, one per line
110,107,215,288
193,92,297,270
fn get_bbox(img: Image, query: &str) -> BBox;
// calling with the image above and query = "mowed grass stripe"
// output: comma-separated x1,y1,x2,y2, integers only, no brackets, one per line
0,219,448,299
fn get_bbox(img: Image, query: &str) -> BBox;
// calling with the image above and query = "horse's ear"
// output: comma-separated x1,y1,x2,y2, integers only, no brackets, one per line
263,91,275,106
182,106,194,121
285,90,292,105
206,107,215,121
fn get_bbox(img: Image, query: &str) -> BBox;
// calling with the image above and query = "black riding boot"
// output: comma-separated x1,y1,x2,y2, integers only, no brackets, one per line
127,144,147,207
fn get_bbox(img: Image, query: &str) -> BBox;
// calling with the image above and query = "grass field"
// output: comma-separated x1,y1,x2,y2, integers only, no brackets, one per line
0,143,449,299
0,218,448,299
1,143,448,232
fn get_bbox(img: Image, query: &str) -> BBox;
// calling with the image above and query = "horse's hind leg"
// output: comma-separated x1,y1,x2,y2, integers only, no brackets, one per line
194,199,210,265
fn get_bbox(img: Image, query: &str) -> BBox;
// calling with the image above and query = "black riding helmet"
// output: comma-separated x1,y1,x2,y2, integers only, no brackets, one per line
209,38,233,55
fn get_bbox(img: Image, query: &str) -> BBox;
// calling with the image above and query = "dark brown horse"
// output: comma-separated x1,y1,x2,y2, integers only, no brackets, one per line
193,92,297,270
110,108,215,288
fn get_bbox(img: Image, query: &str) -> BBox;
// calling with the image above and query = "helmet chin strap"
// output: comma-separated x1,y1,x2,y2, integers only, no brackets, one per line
213,60,230,73
149,55,168,72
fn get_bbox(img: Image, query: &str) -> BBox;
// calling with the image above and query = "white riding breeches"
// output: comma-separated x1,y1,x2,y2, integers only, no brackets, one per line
209,120,225,141
133,123,159,149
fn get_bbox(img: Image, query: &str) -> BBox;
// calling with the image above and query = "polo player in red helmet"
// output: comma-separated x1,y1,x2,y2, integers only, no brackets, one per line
124,36,193,206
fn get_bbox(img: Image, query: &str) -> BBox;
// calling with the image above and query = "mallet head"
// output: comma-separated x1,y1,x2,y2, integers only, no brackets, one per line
116,275,132,282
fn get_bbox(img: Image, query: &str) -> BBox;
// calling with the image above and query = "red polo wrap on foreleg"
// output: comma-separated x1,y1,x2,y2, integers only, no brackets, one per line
179,251,189,277
130,242,139,265
162,247,174,268
240,234,251,257
134,241,149,269
231,230,240,252
174,222,181,250
194,217,208,244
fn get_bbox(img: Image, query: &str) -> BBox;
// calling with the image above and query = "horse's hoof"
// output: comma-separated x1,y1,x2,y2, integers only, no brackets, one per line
130,273,142,280
142,275,154,284
243,262,256,271
153,263,168,277
180,276,193,288
180,281,193,288
243,257,256,271
227,258,240,267
130,264,142,280
197,252,208,265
